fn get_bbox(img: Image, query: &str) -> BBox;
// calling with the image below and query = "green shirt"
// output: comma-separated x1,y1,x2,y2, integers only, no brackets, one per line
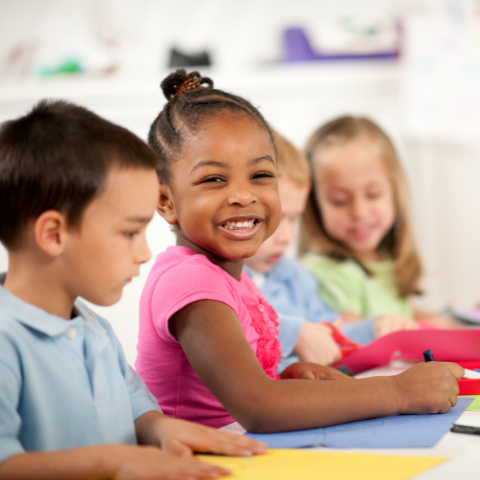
301,254,411,318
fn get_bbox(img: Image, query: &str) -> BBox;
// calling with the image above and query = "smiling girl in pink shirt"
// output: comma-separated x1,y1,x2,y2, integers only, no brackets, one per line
135,69,462,434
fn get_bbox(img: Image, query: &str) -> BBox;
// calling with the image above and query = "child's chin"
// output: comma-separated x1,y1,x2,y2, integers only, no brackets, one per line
86,289,124,307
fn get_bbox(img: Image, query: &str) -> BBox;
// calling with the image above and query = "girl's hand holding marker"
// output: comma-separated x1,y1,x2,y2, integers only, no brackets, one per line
423,349,478,380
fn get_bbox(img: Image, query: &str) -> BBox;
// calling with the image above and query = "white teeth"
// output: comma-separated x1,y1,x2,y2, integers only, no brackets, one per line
223,220,256,230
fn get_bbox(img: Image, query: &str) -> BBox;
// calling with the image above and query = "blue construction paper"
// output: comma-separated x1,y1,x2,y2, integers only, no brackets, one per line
246,397,472,449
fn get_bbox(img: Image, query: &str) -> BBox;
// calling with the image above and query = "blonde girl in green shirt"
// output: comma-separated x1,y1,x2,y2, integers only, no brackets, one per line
300,116,451,338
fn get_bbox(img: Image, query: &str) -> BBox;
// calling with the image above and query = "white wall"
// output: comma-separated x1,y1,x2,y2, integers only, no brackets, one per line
2,0,480,365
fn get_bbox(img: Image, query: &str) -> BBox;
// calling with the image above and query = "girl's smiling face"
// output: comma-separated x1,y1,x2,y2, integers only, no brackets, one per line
314,135,396,260
158,110,280,277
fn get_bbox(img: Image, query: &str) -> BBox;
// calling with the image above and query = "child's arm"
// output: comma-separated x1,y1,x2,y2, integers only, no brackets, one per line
171,300,464,434
0,445,230,480
134,410,266,457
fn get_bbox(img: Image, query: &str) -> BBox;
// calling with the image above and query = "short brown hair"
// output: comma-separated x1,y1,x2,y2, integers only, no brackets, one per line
272,130,310,188
0,100,159,250
299,115,422,297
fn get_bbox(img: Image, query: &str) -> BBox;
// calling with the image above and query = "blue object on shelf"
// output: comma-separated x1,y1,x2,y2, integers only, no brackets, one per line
282,27,399,63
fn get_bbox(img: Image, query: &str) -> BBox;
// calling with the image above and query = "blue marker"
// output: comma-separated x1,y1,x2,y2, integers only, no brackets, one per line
423,350,480,379
423,349,435,362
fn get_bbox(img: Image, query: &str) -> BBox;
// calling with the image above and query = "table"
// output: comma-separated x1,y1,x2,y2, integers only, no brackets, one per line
312,364,480,478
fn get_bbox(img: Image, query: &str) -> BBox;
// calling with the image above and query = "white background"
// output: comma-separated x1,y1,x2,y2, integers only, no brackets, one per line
2,0,480,365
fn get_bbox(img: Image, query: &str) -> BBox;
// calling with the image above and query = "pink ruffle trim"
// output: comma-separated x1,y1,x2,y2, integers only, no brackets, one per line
245,297,281,380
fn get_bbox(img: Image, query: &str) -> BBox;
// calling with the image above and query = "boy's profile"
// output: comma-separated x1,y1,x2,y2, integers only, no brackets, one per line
0,100,264,480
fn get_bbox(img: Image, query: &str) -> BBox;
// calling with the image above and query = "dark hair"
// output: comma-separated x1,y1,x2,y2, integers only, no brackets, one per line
0,99,159,250
148,69,273,183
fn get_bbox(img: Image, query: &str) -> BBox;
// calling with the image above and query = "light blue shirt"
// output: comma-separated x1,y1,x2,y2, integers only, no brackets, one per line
0,283,160,464
245,257,375,372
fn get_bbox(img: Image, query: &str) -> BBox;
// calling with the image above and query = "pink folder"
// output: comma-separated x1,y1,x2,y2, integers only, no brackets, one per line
342,329,480,374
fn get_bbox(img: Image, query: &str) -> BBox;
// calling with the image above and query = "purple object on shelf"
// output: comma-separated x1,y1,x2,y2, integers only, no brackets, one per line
282,27,399,63
455,308,480,324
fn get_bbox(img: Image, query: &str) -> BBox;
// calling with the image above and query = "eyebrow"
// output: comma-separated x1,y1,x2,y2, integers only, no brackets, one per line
125,216,152,223
190,156,275,174
250,155,275,166
190,160,229,174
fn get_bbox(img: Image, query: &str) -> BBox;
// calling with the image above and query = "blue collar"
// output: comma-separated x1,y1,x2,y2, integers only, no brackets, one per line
0,284,106,337
244,256,293,282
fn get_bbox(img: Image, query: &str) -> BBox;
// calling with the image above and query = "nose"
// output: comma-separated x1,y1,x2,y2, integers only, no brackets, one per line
227,181,256,207
136,234,152,265
274,218,294,246
351,197,369,219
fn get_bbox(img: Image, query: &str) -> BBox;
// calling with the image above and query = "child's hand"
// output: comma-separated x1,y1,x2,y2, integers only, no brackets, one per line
280,361,353,381
340,312,363,323
113,445,230,480
295,320,342,366
373,314,419,338
392,362,464,414
135,412,266,458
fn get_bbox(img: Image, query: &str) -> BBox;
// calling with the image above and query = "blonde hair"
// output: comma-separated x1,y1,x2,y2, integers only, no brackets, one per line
299,116,422,297
272,130,310,188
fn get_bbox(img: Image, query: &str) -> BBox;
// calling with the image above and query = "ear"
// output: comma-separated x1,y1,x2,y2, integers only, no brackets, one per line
157,183,178,225
33,210,69,257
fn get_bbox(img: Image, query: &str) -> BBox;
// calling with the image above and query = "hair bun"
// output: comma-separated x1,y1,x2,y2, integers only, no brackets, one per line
160,69,213,100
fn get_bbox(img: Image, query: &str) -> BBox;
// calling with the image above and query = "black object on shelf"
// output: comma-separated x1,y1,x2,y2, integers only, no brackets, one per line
168,47,211,68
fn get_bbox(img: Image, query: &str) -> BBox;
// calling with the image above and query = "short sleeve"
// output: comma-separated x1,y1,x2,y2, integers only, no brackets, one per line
150,259,240,345
0,332,24,464
112,334,161,419
302,255,367,316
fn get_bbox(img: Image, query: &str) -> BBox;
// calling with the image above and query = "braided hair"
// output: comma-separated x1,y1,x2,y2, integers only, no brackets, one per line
148,69,274,183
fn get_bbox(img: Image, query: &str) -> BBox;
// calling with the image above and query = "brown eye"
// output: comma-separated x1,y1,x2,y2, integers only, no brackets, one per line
202,176,224,183
252,172,275,179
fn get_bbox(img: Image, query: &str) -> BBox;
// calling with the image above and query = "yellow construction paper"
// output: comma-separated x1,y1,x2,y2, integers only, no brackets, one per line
196,449,447,480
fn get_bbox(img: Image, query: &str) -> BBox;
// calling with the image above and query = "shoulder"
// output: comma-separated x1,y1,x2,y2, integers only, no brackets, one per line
0,311,31,379
148,246,233,291
277,257,319,288
302,254,364,280
0,302,32,344
143,248,242,330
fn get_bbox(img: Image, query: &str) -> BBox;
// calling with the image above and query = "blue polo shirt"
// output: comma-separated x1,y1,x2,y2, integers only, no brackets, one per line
0,283,160,464
245,257,375,372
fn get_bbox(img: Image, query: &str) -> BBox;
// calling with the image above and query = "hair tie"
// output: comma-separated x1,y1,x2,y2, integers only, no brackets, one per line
173,77,203,97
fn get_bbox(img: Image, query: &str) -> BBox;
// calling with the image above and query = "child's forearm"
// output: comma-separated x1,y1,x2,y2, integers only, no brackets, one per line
135,410,165,447
0,443,230,480
232,375,401,433
172,300,462,435
0,446,120,480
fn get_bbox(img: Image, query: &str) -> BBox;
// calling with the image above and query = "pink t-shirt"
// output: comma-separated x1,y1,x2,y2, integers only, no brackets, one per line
136,246,281,428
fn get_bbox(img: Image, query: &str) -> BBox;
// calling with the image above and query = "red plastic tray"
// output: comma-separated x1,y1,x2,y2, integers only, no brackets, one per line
457,361,480,395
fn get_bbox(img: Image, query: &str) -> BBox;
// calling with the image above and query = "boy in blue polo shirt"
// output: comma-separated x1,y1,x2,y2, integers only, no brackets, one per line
0,101,264,479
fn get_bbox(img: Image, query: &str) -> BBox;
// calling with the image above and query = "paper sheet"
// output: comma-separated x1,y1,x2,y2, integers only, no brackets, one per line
461,395,480,412
197,450,447,480
246,398,472,449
